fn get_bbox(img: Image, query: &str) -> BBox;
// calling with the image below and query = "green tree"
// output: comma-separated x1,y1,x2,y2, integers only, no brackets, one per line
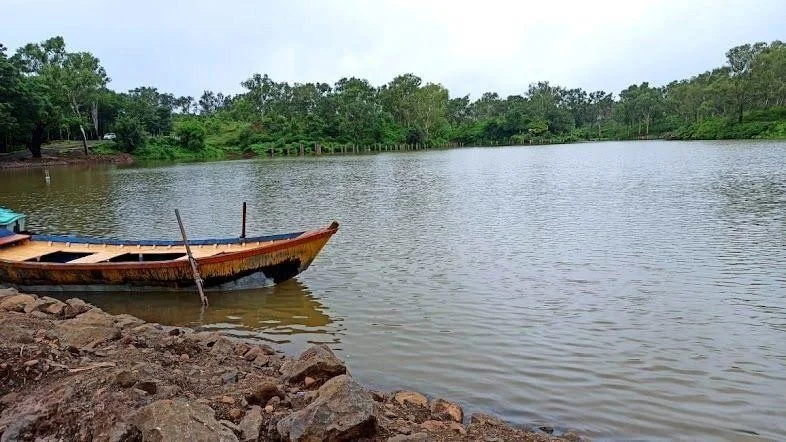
175,119,206,151
726,42,767,123
114,114,145,152
13,37,109,154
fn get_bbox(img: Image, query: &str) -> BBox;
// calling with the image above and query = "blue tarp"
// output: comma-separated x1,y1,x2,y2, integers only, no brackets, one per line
30,231,305,246
0,207,25,226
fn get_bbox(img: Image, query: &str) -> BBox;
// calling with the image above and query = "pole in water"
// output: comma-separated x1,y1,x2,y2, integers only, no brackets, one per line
175,209,208,306
241,202,247,239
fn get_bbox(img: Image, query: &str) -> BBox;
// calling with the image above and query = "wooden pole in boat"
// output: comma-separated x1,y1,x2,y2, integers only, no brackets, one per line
240,202,247,239
175,209,208,306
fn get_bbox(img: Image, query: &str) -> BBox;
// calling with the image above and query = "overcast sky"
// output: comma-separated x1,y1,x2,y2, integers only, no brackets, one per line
4,0,785,99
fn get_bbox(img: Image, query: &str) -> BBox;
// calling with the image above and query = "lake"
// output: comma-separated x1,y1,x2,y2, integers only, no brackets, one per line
1,140,785,440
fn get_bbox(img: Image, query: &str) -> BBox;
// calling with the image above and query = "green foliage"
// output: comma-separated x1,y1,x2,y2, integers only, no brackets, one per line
90,141,119,155
3,36,786,162
670,116,784,140
174,119,206,151
113,114,146,152
134,136,225,161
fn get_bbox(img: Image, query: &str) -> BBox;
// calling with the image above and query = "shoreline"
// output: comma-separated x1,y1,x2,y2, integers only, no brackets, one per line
0,152,134,170
0,288,581,441
2,137,785,170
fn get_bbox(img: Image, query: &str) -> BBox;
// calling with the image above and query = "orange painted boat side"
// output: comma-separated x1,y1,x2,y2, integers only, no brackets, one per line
0,222,339,288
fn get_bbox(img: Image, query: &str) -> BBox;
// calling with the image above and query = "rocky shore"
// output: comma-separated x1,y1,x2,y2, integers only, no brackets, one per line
0,288,580,441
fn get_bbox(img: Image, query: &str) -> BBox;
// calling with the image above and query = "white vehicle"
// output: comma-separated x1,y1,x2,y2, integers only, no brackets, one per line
102,133,117,140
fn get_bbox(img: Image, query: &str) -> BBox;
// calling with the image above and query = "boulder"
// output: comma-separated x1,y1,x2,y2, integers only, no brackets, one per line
113,314,145,329
252,353,270,367
0,287,19,299
129,399,237,441
280,344,346,384
210,337,236,356
0,294,37,312
276,374,377,441
42,299,67,317
430,398,463,422
21,297,54,314
246,377,285,405
62,298,91,319
55,309,120,348
394,391,428,408
238,405,263,441
220,420,241,435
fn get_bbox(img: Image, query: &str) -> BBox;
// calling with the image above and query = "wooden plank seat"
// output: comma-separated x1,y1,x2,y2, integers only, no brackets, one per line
66,252,126,264
0,233,29,248
0,245,55,262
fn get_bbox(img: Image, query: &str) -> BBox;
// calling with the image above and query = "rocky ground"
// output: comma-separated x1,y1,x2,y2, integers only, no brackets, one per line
0,288,582,441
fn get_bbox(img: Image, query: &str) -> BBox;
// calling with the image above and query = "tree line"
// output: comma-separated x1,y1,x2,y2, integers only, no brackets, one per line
2,37,785,158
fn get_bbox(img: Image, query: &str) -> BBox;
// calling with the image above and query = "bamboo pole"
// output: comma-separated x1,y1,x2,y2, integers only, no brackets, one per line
175,209,208,306
240,202,247,239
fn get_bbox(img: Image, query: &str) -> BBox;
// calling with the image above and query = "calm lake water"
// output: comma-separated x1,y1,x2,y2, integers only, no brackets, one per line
2,140,785,440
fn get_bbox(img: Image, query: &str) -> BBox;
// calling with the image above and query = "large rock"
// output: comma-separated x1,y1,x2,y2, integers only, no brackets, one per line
238,405,263,441
246,376,285,405
430,398,463,422
280,344,346,384
0,294,38,312
55,308,120,348
41,298,67,317
277,374,378,441
62,298,91,319
0,287,19,299
394,391,428,408
22,296,65,315
129,399,237,441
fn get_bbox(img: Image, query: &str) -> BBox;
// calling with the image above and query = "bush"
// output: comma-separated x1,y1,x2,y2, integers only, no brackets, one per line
175,120,206,151
114,115,147,152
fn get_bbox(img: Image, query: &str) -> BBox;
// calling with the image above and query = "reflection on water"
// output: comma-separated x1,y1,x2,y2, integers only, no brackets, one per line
49,279,341,353
2,141,786,440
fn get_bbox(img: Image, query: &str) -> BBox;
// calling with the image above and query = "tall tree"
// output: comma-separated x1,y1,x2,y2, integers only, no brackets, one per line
726,42,767,123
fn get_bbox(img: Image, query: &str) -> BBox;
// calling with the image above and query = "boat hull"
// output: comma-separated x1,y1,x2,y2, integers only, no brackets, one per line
0,223,337,289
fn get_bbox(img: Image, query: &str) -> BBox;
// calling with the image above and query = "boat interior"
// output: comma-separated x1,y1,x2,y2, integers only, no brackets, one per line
0,229,304,264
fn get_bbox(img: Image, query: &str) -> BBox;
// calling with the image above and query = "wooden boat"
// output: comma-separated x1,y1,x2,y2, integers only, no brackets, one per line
0,222,339,289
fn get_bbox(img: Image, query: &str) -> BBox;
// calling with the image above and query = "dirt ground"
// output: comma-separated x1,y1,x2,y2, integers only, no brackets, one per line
0,288,582,441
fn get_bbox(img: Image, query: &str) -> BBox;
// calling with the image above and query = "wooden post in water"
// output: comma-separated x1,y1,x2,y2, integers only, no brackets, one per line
175,209,208,306
240,202,247,239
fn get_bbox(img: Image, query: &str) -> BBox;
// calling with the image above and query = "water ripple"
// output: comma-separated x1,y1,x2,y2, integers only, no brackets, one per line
3,140,786,440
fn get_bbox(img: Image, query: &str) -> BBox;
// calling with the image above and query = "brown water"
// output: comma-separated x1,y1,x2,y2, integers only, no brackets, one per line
1,140,785,440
